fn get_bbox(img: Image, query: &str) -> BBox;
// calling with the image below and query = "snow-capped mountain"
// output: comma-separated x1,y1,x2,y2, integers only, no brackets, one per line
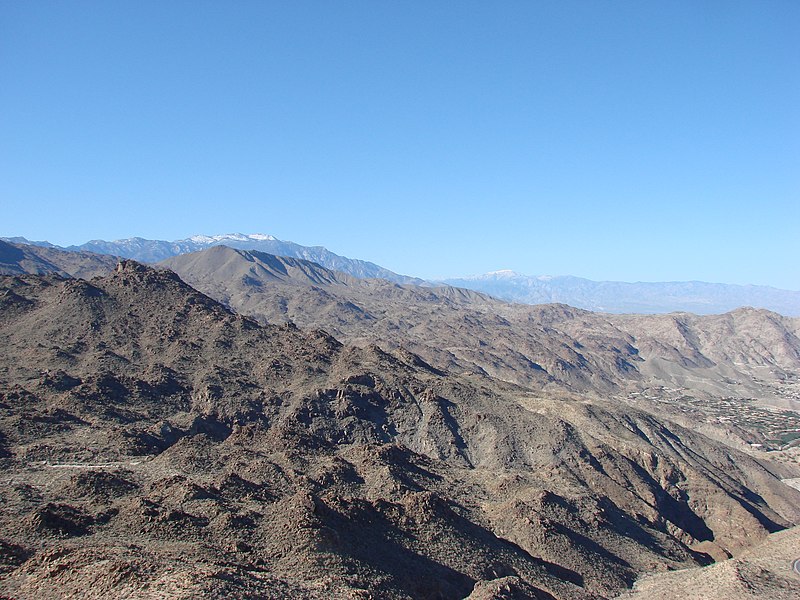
443,271,800,316
186,233,277,244
5,234,423,285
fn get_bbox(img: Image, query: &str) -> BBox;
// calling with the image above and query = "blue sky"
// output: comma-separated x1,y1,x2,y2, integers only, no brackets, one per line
2,1,798,288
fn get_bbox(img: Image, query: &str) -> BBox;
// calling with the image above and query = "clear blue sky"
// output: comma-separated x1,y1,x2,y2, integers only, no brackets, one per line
2,1,798,288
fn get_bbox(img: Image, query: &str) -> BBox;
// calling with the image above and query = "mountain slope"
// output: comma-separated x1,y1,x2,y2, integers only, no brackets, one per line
618,526,800,600
443,271,800,317
161,247,646,393
0,240,118,279
162,247,800,415
2,263,798,598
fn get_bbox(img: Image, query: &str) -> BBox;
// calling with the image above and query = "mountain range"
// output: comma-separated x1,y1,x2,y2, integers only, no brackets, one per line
2,233,424,285
4,234,799,315
444,271,800,317
160,246,800,412
5,238,800,420
1,258,799,598
0,239,119,280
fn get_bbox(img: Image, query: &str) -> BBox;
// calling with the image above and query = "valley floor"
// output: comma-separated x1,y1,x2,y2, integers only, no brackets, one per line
616,525,800,600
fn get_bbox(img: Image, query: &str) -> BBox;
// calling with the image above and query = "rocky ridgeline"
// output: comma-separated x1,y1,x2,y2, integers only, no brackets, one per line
1,263,799,598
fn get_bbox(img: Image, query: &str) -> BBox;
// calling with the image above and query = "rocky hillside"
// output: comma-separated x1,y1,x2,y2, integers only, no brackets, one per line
0,240,118,280
1,263,798,598
162,247,800,409
617,526,800,599
161,247,648,393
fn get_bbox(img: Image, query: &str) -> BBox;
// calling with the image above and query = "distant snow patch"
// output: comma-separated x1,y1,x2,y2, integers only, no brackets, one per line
486,270,519,277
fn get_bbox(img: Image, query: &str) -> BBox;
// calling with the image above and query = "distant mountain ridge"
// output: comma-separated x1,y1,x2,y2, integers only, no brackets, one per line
4,234,799,315
3,233,424,285
0,239,118,279
443,270,800,317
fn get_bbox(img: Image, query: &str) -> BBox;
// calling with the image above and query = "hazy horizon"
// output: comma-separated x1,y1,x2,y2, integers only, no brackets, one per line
6,231,800,293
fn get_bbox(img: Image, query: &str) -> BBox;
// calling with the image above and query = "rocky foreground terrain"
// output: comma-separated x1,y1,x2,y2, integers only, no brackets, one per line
1,260,799,599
